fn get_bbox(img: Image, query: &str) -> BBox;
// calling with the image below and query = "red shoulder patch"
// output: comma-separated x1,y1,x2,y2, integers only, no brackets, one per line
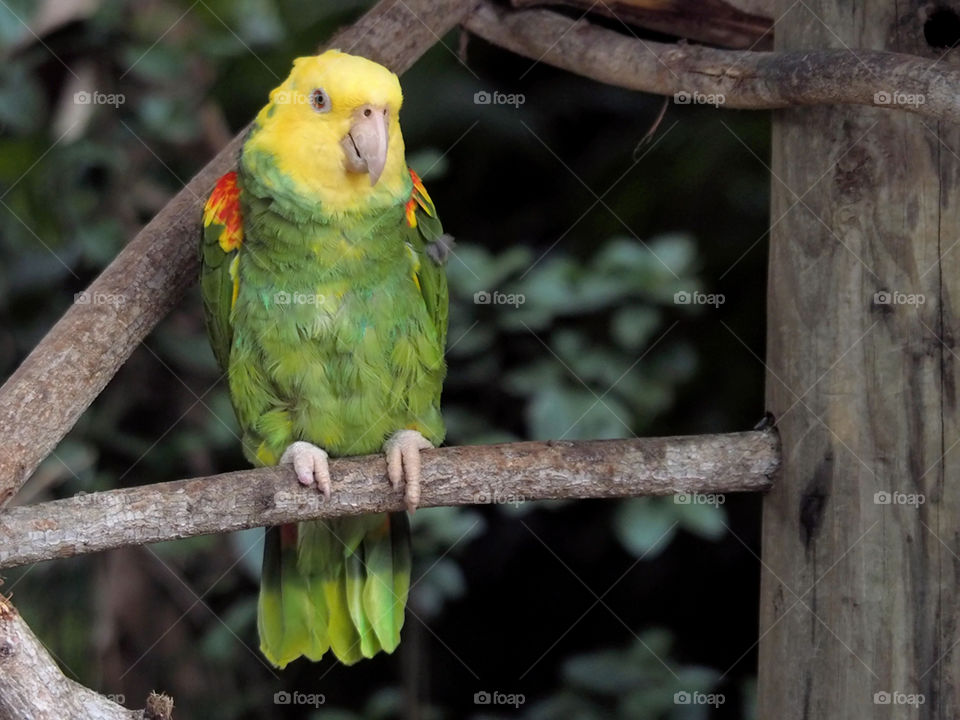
405,168,435,228
203,171,243,252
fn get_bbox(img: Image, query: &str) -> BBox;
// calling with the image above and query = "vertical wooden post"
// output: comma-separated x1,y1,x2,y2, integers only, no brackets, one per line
759,1,960,717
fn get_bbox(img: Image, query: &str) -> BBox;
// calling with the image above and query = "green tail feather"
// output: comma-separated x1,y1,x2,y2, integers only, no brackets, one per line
257,513,411,668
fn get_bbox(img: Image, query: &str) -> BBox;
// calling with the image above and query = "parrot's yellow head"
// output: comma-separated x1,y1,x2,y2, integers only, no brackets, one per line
242,50,409,216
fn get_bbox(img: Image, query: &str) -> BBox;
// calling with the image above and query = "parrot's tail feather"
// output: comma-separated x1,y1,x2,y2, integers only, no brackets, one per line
257,525,330,668
257,514,410,668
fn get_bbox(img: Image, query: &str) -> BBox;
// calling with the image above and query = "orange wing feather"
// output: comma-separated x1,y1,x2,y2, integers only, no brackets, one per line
203,171,243,252
404,169,435,228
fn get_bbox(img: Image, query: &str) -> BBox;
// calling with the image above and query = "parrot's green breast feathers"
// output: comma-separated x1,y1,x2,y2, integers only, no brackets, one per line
200,50,449,669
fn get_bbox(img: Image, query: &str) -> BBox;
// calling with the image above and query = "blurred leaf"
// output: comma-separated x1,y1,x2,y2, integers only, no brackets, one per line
527,385,631,441
614,498,678,558
674,500,727,541
411,557,465,617
611,305,661,350
229,527,264,579
411,506,485,551
0,64,46,132
408,147,450,181
564,649,650,694
200,596,257,662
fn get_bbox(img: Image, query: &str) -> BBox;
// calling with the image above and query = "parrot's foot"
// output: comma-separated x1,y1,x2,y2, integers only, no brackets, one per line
383,430,433,513
280,441,331,498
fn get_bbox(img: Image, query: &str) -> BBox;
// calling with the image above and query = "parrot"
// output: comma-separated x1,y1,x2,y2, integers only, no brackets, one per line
199,50,449,668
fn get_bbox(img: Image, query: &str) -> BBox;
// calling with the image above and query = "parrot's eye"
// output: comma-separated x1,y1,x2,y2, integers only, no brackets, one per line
310,88,331,114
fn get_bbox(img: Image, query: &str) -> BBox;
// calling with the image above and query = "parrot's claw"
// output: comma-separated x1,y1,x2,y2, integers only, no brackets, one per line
383,430,433,513
280,441,331,498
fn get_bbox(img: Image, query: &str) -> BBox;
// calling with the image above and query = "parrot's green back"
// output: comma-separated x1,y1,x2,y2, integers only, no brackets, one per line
199,52,448,668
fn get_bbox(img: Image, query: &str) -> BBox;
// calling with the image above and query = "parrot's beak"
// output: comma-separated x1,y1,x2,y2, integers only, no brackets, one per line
341,105,389,186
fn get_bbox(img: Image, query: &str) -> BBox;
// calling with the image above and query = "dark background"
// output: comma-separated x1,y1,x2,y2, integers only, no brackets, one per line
0,1,769,718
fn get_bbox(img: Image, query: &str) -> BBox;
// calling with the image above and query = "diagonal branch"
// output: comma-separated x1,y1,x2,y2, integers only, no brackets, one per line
0,432,779,569
464,1,960,123
0,596,174,720
0,0,476,509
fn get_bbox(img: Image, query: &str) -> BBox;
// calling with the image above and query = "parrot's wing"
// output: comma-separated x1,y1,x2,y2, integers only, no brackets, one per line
200,171,243,373
404,169,449,348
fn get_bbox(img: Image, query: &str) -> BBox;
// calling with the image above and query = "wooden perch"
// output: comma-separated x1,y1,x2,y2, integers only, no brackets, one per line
0,432,779,569
0,0,476,510
465,1,960,123
510,0,774,50
0,595,170,720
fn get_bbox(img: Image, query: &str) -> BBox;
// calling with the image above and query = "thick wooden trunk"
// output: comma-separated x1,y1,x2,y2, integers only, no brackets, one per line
760,2,960,717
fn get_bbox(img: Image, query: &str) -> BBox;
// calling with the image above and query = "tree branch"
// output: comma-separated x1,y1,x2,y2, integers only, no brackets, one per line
0,0,477,509
510,0,774,50
464,1,960,123
0,595,172,720
0,432,778,569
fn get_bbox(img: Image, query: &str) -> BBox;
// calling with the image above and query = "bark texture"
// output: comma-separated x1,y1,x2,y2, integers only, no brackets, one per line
0,432,779,569
759,1,960,717
510,0,773,49
465,2,960,122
